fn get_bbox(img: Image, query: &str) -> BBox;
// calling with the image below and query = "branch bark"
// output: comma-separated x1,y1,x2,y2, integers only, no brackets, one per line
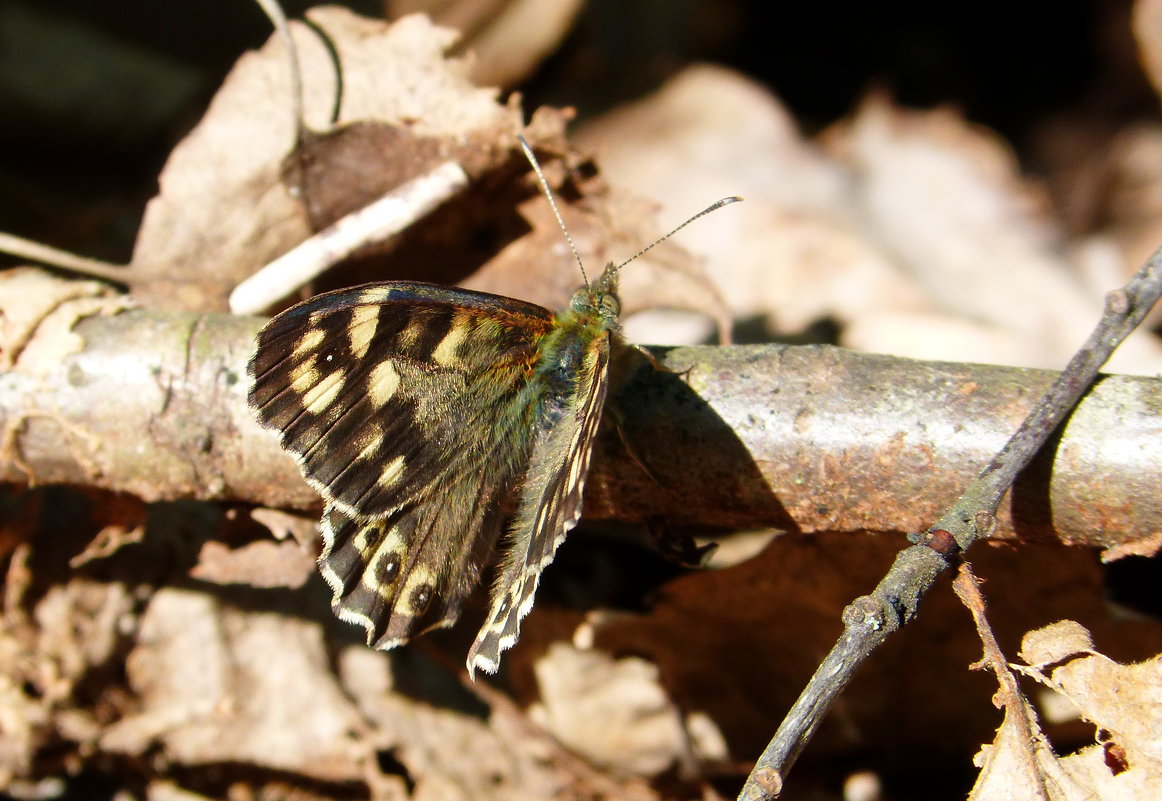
2,292,1159,551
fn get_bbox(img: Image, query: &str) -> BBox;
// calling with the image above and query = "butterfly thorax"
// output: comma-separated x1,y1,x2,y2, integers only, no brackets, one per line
532,266,620,401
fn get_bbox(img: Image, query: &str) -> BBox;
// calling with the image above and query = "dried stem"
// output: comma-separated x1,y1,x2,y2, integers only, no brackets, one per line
0,232,131,285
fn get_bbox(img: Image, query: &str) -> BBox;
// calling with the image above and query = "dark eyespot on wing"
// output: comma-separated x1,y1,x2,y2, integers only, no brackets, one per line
318,456,514,649
320,504,452,648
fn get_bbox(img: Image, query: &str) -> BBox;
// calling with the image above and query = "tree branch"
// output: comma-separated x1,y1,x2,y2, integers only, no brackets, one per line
2,276,1160,553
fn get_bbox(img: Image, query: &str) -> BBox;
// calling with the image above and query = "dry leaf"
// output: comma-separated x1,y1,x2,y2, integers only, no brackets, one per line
189,539,315,589
101,587,366,782
971,620,1162,800
824,93,1162,373
528,643,690,777
0,268,130,371
576,65,1162,372
1019,620,1096,667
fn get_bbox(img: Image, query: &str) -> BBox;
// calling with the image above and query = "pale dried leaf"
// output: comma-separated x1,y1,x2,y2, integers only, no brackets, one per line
1134,0,1162,101
575,65,866,344
0,268,131,372
1101,530,1162,561
1049,648,1162,765
969,696,1064,801
101,588,365,782
249,506,320,547
337,646,639,801
189,539,315,589
824,93,1162,373
972,621,1162,799
528,643,688,777
390,0,586,88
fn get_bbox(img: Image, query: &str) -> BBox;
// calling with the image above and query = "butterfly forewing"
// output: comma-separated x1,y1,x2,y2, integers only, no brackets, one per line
250,282,554,516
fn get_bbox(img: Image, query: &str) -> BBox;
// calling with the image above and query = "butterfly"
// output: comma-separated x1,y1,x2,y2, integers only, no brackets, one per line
248,136,738,675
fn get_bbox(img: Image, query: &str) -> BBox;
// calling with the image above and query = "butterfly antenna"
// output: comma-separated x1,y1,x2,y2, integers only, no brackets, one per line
613,196,743,273
517,134,591,288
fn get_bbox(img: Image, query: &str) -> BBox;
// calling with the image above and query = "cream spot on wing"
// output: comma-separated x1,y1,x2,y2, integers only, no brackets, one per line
348,305,380,359
293,328,325,358
290,356,319,395
377,455,406,488
360,287,394,304
302,368,346,415
368,360,401,407
353,518,386,555
431,317,468,366
354,424,384,461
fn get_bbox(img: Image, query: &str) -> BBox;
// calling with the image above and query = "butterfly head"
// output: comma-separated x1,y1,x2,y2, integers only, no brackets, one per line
571,263,621,323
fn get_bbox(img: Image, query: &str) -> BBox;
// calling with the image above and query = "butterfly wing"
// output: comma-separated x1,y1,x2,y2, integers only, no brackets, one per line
318,481,503,647
467,327,613,675
249,281,554,645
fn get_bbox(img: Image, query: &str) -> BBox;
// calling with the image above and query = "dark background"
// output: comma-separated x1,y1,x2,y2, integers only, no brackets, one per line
1,0,1154,264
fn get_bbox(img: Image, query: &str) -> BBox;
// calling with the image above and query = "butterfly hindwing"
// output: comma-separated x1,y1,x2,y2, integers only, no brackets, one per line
319,465,507,646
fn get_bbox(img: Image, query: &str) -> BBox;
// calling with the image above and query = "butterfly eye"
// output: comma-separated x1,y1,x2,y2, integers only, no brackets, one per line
599,294,620,317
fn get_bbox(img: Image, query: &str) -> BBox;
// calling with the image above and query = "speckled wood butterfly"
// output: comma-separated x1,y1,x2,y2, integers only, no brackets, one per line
248,136,737,675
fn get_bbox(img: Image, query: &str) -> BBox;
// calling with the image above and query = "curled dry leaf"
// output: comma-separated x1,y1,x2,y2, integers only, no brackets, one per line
1018,620,1097,668
0,268,131,372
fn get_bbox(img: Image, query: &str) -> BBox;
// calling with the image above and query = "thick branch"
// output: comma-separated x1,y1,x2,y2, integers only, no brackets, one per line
1,305,1159,549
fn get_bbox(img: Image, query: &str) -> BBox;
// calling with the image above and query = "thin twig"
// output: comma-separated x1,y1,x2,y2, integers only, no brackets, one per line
227,160,470,314
0,232,131,285
737,245,1162,801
